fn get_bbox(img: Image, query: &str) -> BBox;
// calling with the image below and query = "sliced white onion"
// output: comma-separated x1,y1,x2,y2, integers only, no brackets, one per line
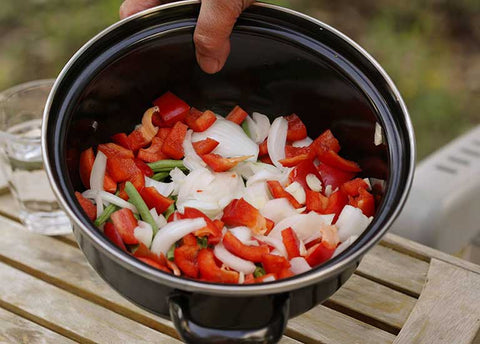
267,117,288,168
363,178,372,191
243,182,271,210
180,200,219,218
245,112,270,144
90,151,107,191
324,185,333,197
299,239,307,256
306,174,322,192
335,205,372,242
95,194,103,217
296,206,306,214
290,257,312,274
246,168,286,187
262,275,276,282
145,177,174,197
82,189,138,213
292,136,313,147
229,226,253,244
192,117,258,160
260,198,297,224
255,235,287,257
214,243,256,274
149,208,167,228
134,221,153,248
150,218,206,256
374,122,384,146
285,181,306,205
370,178,386,192
238,271,245,284
268,211,334,241
333,235,359,258
183,129,207,171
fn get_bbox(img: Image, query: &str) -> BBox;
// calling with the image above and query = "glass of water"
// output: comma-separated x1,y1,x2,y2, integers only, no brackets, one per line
0,79,71,235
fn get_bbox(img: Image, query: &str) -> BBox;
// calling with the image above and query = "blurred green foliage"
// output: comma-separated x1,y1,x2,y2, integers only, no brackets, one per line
0,0,478,159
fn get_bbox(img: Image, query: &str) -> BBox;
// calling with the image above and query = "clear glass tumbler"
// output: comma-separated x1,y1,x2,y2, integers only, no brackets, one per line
0,79,71,235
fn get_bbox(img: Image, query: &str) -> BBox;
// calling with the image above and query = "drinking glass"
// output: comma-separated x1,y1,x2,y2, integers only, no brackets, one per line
0,79,71,235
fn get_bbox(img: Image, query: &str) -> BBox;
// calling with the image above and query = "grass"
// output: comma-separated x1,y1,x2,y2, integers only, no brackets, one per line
0,0,478,160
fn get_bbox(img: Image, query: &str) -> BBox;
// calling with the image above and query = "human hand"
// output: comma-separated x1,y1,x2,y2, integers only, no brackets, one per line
119,0,255,74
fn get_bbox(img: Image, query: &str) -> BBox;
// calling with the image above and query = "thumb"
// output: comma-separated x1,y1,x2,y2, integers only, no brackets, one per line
194,0,254,74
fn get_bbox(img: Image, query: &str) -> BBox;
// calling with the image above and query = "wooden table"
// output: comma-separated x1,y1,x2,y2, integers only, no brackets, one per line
1,190,480,344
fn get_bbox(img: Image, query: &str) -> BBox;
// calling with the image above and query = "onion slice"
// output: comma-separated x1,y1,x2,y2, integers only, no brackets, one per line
134,221,153,248
335,205,372,242
183,129,206,171
145,177,174,197
82,189,138,213
267,117,288,168
290,257,312,275
333,235,359,258
214,243,256,274
90,151,107,191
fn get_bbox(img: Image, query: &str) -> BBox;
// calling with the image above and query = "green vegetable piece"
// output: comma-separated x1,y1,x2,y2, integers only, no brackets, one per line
197,236,208,249
94,203,118,227
241,120,251,138
163,202,175,220
151,172,170,181
147,159,186,173
253,266,266,278
124,181,158,235
167,245,175,261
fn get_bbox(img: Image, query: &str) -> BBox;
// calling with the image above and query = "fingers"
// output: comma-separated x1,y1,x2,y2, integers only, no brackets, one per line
194,0,255,74
119,0,163,19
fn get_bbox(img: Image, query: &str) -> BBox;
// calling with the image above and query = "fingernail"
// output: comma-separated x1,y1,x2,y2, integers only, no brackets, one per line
198,56,221,74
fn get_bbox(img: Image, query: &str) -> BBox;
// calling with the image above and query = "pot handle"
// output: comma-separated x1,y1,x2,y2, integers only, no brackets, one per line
168,292,290,344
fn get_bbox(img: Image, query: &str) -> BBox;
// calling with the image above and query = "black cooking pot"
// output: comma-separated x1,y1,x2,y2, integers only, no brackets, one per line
42,1,415,343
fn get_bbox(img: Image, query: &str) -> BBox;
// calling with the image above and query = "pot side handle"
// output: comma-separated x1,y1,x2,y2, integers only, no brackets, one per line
168,292,290,344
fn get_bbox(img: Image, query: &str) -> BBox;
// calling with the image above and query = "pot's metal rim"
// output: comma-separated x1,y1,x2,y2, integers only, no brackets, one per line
42,0,415,296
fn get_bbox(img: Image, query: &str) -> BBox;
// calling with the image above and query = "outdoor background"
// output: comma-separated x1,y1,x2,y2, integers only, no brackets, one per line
0,0,478,160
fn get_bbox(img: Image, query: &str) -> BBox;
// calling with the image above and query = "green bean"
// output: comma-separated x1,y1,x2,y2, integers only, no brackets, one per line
167,245,175,261
163,202,175,220
197,236,208,249
241,120,251,138
253,266,266,278
147,159,186,172
94,203,118,227
124,181,158,235
151,172,170,181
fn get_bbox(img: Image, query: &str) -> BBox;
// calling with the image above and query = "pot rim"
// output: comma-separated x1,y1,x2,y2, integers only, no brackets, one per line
42,0,415,296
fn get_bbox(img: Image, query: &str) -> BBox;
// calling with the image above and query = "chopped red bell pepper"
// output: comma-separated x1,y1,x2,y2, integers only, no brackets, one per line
127,128,152,152
288,160,322,190
259,155,274,165
348,187,375,217
305,189,329,213
179,207,222,244
244,273,256,284
185,109,217,132
285,114,307,141
324,189,349,223
221,198,267,235
192,138,219,155
317,150,362,173
265,218,275,235
156,127,172,140
277,268,295,279
111,133,131,150
222,231,269,262
132,242,167,267
140,187,174,214
79,148,117,192
341,178,369,196
201,153,251,172
197,249,239,283
98,143,134,159
311,129,341,154
255,273,277,283
103,222,127,252
305,242,335,266
262,254,291,274
317,163,356,190
213,219,224,231
133,158,154,177
174,244,200,278
279,154,310,167
137,137,168,163
110,208,139,245
161,121,188,159
266,180,302,209
137,257,171,273
284,145,312,158
226,105,248,124
106,158,139,183
182,233,199,246
117,182,128,200
281,227,301,259
152,91,190,127
259,139,268,156
129,169,146,191
75,191,96,221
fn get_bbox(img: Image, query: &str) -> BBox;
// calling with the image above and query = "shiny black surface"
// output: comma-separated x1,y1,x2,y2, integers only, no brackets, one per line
44,2,413,343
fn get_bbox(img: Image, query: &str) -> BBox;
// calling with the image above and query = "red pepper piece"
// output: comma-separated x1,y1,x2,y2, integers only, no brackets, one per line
137,257,171,273
281,227,301,259
152,91,190,127
198,249,239,283
140,187,174,214
185,109,217,132
98,143,134,159
244,273,255,284
226,105,248,124
79,148,117,192
262,254,291,274
201,153,251,172
161,121,188,159
305,189,329,213
266,180,302,209
221,198,267,234
277,268,295,280
284,145,312,158
179,207,222,244
75,191,96,221
349,187,375,217
133,158,154,177
324,189,349,223
127,128,152,152
259,139,268,156
317,163,356,190
129,169,145,192
259,155,274,165
305,242,335,267
174,245,200,278
285,114,307,141
182,233,199,246
117,182,128,200
265,218,275,235
132,242,167,267
317,150,361,173
341,178,369,197
223,232,269,262
255,273,277,283
192,138,219,155
111,133,130,150
106,158,139,182
156,127,172,140
213,219,224,231
110,208,138,245
279,154,310,167
137,137,168,163
311,129,341,154
288,160,322,190
104,222,127,252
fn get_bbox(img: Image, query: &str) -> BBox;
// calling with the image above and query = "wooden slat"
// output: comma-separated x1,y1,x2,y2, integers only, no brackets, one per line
394,259,480,344
287,305,395,344
0,261,181,344
357,245,429,296
0,307,76,344
329,274,416,331
0,192,20,222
